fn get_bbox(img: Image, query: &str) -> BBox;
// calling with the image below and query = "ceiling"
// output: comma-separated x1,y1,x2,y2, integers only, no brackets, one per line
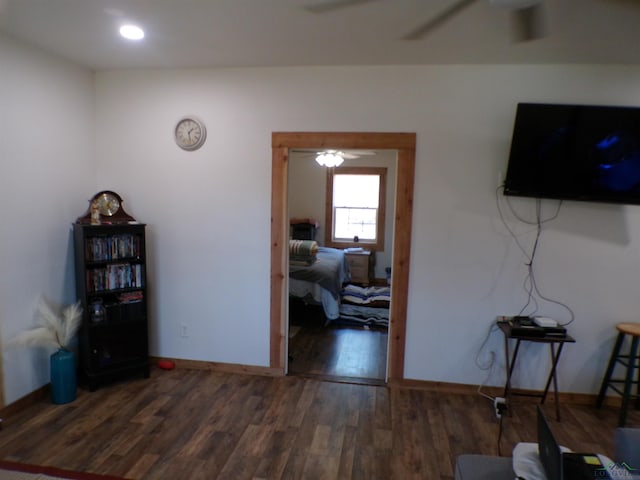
1,0,639,71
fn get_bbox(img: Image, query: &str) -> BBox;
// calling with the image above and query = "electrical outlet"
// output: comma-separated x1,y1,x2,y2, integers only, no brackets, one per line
494,397,507,418
180,323,188,337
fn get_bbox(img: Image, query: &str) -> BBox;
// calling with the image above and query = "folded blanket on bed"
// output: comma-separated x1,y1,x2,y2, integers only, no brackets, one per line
289,239,318,258
338,304,390,328
341,284,391,308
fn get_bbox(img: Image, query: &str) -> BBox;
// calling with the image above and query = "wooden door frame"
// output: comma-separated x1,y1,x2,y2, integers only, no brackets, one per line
270,132,416,381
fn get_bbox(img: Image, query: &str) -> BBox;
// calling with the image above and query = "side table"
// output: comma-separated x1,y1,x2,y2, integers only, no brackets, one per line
498,320,575,420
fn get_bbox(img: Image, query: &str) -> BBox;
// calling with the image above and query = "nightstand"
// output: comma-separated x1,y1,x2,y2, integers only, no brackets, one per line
345,250,374,285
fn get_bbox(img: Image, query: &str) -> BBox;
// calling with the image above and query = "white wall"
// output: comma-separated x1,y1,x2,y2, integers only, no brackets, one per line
94,64,640,395
288,151,397,279
4,34,639,407
0,34,95,404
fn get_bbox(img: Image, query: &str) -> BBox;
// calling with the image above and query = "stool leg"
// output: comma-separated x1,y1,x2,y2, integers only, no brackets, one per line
619,335,640,427
596,332,625,408
636,357,640,410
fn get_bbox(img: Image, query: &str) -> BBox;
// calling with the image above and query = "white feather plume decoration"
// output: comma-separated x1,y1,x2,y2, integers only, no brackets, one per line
9,299,82,350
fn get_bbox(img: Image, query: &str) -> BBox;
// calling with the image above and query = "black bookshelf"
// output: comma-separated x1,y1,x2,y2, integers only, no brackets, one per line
73,223,150,390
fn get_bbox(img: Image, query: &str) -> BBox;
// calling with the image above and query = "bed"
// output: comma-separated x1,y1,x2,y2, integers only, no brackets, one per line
289,246,350,321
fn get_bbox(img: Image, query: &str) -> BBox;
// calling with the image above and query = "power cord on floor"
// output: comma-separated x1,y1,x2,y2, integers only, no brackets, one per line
497,413,505,456
492,394,508,455
476,322,499,402
474,321,509,455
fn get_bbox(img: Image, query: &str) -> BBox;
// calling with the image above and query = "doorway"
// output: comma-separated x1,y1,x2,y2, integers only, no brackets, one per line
270,132,416,382
287,150,394,383
0,332,4,408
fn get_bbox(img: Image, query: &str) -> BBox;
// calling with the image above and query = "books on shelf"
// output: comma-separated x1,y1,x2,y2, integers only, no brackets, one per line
86,264,143,292
85,235,141,262
118,291,143,303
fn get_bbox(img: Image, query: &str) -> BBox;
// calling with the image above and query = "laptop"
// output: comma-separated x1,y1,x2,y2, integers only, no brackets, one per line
537,406,611,480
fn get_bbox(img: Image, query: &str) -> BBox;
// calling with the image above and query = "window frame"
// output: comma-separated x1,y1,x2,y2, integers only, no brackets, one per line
324,166,387,251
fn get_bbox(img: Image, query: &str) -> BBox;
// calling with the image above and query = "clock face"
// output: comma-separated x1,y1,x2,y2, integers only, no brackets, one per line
96,192,120,216
78,190,134,224
175,117,206,151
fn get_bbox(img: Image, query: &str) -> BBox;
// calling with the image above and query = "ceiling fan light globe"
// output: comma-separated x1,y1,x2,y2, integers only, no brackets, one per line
315,152,344,167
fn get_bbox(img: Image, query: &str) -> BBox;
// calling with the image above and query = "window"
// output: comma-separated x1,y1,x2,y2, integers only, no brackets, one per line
325,167,386,250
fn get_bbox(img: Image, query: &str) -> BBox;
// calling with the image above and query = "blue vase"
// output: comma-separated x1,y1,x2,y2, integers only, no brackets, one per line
50,349,76,404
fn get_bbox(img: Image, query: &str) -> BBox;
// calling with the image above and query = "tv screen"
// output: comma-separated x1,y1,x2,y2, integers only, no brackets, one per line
503,102,640,205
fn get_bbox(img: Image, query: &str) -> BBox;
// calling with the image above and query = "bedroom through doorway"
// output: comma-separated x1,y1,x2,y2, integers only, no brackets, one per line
286,149,396,384
270,131,415,384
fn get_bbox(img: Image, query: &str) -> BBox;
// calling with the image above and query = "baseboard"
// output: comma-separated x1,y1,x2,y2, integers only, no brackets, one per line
289,372,386,387
149,356,284,377
0,384,49,421
388,378,622,407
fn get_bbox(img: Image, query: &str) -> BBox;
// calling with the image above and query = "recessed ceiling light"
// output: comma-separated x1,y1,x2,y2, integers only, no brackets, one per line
119,24,144,40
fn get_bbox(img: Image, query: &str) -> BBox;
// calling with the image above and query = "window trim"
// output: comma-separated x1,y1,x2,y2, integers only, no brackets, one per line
324,166,387,251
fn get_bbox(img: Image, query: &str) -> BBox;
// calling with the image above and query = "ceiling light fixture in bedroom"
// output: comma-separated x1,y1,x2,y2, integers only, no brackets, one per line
315,151,344,167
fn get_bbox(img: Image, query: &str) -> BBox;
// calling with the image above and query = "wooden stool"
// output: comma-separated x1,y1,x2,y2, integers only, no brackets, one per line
596,323,640,426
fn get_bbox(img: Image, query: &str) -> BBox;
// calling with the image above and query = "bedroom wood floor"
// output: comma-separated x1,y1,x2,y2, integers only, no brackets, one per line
0,368,637,480
288,321,388,383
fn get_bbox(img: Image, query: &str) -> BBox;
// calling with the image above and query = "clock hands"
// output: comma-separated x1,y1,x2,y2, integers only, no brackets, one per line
187,127,201,142
175,117,206,151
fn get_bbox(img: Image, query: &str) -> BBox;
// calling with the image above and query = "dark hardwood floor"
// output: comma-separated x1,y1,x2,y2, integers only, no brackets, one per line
288,320,388,382
0,367,638,479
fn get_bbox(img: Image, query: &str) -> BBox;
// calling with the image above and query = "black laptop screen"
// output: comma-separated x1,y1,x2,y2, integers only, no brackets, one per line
538,406,563,480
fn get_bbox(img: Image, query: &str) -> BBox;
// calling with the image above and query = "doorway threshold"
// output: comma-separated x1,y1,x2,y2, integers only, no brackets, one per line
289,372,386,387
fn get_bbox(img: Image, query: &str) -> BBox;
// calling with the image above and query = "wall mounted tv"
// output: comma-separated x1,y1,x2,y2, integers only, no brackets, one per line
503,102,640,206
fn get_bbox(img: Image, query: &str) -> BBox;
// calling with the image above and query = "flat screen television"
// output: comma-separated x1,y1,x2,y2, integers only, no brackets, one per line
503,102,640,205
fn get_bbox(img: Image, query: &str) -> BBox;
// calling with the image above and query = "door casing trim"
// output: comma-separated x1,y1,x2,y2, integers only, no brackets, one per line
270,132,416,380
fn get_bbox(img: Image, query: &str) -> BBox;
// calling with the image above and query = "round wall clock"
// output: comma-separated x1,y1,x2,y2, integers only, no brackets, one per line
174,116,207,151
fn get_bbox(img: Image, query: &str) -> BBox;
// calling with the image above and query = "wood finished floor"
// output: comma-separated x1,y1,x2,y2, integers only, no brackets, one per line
288,322,388,382
0,368,638,480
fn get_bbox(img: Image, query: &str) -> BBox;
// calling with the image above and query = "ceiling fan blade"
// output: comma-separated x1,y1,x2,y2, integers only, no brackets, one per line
305,0,380,14
340,150,377,155
291,149,378,159
403,0,479,40
510,3,544,42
